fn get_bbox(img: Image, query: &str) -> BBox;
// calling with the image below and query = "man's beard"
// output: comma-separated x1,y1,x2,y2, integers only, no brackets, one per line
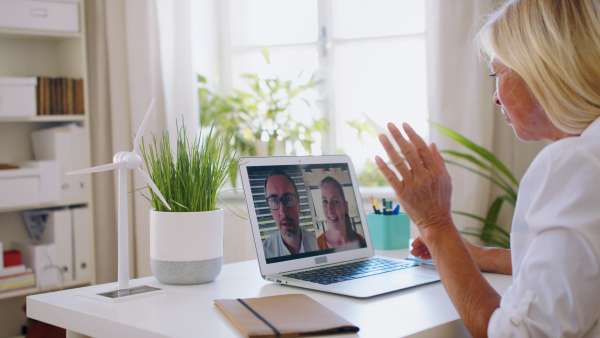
280,216,300,241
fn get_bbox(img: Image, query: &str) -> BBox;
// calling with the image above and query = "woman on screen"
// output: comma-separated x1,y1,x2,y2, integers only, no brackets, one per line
317,176,366,250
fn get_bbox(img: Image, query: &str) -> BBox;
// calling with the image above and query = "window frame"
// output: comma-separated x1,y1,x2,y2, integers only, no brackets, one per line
216,0,427,157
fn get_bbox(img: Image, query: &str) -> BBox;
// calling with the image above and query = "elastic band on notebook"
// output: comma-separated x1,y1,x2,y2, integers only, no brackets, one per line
237,298,280,337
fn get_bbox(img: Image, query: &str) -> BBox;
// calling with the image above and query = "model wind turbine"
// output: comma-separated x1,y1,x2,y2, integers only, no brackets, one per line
67,98,171,302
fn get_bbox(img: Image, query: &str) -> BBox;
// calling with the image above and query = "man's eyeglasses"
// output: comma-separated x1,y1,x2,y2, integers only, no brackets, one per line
266,194,298,210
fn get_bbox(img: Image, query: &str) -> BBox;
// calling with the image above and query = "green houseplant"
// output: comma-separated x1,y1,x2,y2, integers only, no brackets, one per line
140,122,241,214
139,122,243,284
429,121,517,248
197,49,328,185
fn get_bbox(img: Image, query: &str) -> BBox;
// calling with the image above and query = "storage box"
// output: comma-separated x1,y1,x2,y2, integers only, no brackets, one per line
0,161,60,208
39,209,73,283
22,161,61,203
12,241,57,288
0,166,41,208
0,0,79,33
3,250,22,267
31,125,89,202
0,77,37,118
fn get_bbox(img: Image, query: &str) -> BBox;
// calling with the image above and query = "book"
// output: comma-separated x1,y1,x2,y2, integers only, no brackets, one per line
67,78,74,115
0,269,35,292
0,265,27,277
34,77,84,115
74,79,84,115
62,78,66,114
43,77,50,115
214,294,359,337
36,77,41,115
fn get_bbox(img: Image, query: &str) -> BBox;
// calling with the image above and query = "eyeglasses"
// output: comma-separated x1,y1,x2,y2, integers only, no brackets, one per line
266,194,298,210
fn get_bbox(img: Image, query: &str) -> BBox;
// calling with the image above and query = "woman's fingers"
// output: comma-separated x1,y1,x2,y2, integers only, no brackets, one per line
387,123,423,175
375,155,404,194
402,123,437,170
410,246,431,259
429,142,446,168
378,134,411,179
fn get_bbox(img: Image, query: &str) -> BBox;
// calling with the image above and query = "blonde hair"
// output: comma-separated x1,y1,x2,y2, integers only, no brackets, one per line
478,0,600,134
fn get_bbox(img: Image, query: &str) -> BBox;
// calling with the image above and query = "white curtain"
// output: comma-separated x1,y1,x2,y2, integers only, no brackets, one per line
85,0,170,282
156,0,199,146
427,0,548,239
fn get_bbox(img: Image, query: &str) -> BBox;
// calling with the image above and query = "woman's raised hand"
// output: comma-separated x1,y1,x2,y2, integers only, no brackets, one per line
375,122,454,239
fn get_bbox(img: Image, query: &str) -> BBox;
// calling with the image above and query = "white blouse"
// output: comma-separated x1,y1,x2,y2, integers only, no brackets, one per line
488,118,600,337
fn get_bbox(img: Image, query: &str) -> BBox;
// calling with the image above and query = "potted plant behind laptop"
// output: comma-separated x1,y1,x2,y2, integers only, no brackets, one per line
139,122,243,284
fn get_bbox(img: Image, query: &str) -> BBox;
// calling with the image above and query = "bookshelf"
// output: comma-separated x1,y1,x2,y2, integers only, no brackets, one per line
0,1,96,336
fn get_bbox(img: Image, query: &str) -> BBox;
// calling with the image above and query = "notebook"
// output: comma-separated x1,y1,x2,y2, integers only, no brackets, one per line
215,294,359,337
238,155,440,298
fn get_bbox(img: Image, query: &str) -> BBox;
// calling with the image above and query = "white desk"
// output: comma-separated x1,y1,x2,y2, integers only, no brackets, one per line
27,249,512,338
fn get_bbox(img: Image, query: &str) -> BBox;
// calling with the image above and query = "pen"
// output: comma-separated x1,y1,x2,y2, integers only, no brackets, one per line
382,198,387,214
405,257,435,266
370,196,381,214
393,205,400,215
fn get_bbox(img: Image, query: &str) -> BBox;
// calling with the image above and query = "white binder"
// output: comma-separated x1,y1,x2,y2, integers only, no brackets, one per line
41,208,73,284
71,206,92,281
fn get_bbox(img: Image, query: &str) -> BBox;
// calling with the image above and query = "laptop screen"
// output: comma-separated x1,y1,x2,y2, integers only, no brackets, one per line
245,163,368,265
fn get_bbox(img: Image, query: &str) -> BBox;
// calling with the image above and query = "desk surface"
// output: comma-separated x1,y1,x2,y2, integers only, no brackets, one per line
27,249,512,338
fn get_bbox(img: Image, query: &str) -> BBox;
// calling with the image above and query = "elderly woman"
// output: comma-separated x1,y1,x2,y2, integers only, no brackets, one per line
376,0,600,336
317,176,366,250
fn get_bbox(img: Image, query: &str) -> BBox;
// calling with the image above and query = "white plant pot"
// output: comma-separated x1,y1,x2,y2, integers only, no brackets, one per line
150,209,223,284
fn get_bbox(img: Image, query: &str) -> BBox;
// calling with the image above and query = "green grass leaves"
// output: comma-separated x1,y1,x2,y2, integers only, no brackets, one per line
139,123,240,213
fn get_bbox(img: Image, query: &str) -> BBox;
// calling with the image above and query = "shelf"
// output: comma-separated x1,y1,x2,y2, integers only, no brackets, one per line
0,279,92,301
0,115,85,123
0,28,81,40
0,200,88,214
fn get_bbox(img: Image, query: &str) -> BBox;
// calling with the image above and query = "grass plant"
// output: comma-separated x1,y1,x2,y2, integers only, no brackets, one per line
139,122,244,216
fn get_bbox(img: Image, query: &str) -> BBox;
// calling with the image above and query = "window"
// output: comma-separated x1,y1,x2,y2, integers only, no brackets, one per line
192,0,428,177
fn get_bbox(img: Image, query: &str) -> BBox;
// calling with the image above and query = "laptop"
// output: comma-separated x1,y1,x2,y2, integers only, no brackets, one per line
238,155,440,298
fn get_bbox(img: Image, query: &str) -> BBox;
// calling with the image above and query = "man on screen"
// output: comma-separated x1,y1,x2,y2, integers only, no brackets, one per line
263,170,319,259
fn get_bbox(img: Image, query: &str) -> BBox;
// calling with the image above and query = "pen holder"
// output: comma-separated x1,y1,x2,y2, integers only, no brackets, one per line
367,212,410,250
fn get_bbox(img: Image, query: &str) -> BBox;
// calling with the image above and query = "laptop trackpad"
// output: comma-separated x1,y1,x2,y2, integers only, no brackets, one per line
332,271,437,297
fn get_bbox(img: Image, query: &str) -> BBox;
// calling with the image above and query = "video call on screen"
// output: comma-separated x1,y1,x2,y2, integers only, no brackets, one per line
246,164,367,264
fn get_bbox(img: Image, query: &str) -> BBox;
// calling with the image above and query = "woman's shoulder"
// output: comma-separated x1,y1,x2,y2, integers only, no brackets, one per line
317,232,328,250
520,132,600,239
529,132,600,178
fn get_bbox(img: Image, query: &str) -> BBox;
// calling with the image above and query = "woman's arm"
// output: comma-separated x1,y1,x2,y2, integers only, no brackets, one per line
412,236,512,275
469,242,512,275
376,122,501,337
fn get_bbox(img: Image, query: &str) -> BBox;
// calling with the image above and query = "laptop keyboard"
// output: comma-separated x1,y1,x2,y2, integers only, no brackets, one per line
282,257,414,285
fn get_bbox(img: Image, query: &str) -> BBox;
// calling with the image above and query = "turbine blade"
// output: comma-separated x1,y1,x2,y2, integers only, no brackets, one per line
67,162,121,175
135,168,171,210
132,98,155,154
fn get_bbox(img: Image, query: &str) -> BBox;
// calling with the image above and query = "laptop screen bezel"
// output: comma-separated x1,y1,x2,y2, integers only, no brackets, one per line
238,155,375,276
